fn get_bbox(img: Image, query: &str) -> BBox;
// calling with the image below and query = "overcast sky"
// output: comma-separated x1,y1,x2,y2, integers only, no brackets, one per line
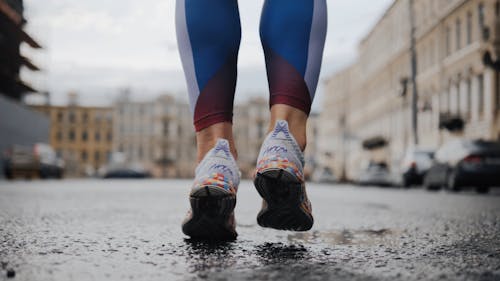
21,0,393,112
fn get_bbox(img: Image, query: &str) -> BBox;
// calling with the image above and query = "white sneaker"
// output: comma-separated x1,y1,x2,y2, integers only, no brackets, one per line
253,120,313,231
182,139,240,240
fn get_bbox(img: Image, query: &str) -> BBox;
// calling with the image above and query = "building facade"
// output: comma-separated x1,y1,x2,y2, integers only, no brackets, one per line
320,0,500,180
233,97,269,178
32,103,114,176
304,112,320,179
113,93,196,178
114,95,320,179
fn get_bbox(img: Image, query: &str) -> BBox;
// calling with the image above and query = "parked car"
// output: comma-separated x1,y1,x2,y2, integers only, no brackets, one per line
103,168,151,179
423,139,500,193
101,162,151,179
357,161,392,187
396,148,435,187
3,143,64,179
312,167,337,183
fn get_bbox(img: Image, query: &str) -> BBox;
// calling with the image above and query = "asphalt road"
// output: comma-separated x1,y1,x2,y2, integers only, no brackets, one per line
0,179,499,281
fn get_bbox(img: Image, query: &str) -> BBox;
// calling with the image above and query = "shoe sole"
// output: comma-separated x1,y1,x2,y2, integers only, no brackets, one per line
254,169,313,231
182,186,237,241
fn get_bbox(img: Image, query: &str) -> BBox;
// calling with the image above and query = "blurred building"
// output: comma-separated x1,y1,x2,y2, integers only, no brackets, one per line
113,93,321,179
32,99,114,177
0,0,41,100
233,97,269,178
0,0,48,179
113,93,196,178
320,0,500,180
304,112,320,180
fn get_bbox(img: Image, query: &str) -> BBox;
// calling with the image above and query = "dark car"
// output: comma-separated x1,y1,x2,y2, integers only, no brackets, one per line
4,143,64,179
357,161,392,187
423,139,500,193
103,168,151,179
397,148,435,187
102,164,152,179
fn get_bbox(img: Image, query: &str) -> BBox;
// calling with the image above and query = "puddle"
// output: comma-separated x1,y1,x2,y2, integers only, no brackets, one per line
287,228,401,246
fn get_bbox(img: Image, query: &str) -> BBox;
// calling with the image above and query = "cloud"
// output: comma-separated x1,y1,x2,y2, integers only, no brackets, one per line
47,8,122,34
21,0,394,110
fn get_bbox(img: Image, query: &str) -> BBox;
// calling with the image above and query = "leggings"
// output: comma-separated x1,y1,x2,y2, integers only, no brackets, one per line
176,0,327,132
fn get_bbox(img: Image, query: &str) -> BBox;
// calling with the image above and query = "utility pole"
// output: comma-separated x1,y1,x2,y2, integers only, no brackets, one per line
409,0,419,145
340,114,347,182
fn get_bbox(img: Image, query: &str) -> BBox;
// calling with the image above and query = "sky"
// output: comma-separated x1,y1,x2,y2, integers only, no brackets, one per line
21,0,394,112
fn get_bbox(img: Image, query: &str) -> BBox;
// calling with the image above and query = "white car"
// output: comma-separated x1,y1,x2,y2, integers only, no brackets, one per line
312,167,336,183
357,161,392,187
395,148,435,187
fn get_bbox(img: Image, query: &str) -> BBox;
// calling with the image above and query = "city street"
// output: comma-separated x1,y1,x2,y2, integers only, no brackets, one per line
0,180,499,281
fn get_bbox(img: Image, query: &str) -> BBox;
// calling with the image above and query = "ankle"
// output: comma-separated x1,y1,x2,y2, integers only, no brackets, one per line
269,104,308,151
196,122,237,162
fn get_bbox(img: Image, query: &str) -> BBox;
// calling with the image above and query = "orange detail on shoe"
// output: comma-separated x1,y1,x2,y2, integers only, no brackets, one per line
254,155,304,182
193,172,236,193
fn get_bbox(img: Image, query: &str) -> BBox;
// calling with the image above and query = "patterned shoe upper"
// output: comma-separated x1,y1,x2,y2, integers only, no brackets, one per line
192,138,240,194
255,120,305,182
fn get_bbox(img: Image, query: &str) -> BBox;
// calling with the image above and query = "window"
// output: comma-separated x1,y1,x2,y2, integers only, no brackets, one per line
466,12,472,45
456,19,461,50
478,3,485,37
446,84,453,113
81,151,87,161
478,74,484,116
466,79,472,118
56,131,63,141
107,131,112,142
95,112,101,123
69,130,75,141
69,112,76,123
429,40,435,66
82,112,88,123
95,151,100,162
445,26,451,56
106,112,112,123
57,111,64,122
82,131,88,141
95,132,101,142
163,121,169,136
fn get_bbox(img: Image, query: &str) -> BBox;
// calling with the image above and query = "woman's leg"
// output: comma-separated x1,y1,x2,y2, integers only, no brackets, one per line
260,0,327,150
254,0,327,231
176,0,241,161
176,0,241,240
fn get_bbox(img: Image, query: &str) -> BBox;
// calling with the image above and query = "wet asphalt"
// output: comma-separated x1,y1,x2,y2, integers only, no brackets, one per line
0,179,499,281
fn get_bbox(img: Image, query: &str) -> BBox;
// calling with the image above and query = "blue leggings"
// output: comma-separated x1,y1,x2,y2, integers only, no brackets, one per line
176,0,327,131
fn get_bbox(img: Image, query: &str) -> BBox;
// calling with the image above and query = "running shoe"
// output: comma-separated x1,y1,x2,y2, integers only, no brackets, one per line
182,139,240,240
254,120,313,231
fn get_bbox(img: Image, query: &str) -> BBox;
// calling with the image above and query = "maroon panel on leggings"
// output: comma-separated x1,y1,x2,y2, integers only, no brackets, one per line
193,55,238,131
263,46,312,115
